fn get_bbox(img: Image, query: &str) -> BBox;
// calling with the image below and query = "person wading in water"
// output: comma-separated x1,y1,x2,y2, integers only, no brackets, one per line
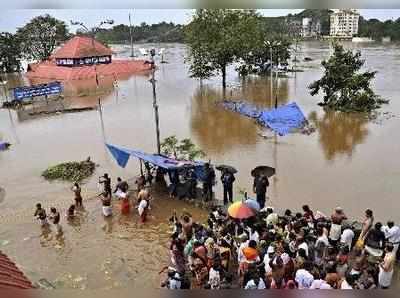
114,177,129,195
34,203,47,226
99,173,112,198
71,182,83,207
49,207,62,235
101,192,112,217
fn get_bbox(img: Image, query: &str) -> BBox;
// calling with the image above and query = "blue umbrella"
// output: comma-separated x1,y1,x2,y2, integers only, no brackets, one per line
245,198,260,212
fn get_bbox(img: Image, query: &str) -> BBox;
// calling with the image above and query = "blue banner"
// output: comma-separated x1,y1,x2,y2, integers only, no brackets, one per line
13,81,63,101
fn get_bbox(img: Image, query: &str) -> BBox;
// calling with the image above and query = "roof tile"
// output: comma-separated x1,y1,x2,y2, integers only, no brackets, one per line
52,36,113,59
0,252,34,289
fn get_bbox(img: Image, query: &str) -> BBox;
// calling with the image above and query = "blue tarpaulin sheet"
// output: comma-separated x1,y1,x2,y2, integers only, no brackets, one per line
106,144,206,179
220,100,306,136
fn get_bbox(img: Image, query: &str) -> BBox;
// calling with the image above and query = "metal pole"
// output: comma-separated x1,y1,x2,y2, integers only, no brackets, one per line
270,47,273,108
275,57,280,109
150,54,161,154
272,132,277,202
294,39,298,73
98,97,106,142
129,12,134,58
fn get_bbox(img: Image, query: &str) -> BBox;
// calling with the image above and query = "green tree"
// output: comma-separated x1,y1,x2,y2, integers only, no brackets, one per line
0,32,22,73
161,135,205,161
185,46,214,84
309,43,385,112
243,35,291,75
16,14,69,61
185,9,263,88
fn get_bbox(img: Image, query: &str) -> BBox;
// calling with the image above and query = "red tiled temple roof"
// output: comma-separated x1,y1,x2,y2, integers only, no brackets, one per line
26,59,152,80
0,251,34,289
52,36,113,59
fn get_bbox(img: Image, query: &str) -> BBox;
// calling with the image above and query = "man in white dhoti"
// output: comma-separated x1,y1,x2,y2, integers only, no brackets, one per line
378,243,395,289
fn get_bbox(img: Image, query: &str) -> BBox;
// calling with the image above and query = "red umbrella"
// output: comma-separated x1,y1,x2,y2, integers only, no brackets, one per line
228,201,256,219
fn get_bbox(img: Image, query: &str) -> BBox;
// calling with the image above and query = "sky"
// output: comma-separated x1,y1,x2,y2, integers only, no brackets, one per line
1,9,400,33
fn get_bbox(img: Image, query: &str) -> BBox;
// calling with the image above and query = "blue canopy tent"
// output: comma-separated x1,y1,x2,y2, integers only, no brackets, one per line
106,143,206,180
220,100,307,136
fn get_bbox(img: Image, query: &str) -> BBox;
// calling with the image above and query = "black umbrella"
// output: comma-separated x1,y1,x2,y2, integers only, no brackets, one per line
251,166,275,178
216,164,238,174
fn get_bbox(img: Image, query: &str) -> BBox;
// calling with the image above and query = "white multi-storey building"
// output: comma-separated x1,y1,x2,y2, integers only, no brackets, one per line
301,17,321,38
330,9,360,37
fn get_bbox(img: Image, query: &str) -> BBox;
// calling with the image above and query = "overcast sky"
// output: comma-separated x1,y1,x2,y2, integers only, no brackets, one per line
1,9,400,33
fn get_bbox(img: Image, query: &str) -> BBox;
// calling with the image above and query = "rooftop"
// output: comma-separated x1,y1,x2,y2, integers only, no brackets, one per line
0,251,34,290
52,35,113,59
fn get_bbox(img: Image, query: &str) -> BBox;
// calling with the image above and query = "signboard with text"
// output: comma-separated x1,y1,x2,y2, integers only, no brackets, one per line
13,81,63,101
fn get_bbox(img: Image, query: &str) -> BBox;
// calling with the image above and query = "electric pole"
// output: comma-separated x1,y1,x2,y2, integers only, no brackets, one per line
150,49,161,154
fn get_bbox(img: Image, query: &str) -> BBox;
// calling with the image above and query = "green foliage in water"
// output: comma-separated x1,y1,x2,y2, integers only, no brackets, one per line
161,136,205,161
185,9,265,88
309,43,387,113
42,159,96,182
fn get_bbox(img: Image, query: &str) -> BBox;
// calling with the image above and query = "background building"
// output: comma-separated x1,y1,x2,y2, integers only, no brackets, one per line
330,9,360,37
301,18,321,38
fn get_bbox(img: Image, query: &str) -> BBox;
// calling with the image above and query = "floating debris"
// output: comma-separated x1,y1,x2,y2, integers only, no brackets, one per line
42,157,96,182
28,107,95,116
37,278,56,289
117,234,130,240
367,111,396,125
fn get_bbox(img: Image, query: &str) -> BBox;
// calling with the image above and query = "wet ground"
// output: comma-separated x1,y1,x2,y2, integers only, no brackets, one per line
1,41,400,288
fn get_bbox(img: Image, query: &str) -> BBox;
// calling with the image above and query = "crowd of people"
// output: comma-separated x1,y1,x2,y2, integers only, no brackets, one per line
162,205,400,290
32,164,400,290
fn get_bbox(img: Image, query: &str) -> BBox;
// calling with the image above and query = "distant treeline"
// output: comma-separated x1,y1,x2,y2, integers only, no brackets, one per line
83,12,400,45
92,22,185,44
358,17,400,41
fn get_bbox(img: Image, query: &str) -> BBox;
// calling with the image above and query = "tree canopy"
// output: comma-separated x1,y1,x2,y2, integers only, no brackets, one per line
16,14,69,61
309,43,386,112
185,9,271,88
161,135,205,161
0,32,22,73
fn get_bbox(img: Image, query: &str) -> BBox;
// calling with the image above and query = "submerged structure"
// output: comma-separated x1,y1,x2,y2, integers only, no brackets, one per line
26,36,152,81
0,251,34,289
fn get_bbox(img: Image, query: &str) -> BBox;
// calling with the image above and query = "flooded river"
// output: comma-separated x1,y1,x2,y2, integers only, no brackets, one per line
1,41,400,288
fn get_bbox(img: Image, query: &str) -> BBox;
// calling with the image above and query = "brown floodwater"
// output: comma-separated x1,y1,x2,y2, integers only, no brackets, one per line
1,41,400,288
